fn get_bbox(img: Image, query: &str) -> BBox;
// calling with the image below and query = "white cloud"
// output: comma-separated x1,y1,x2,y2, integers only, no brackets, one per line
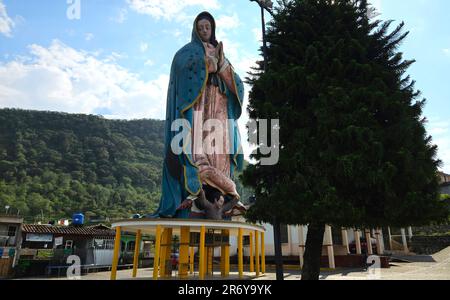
252,27,262,43
162,28,190,45
85,33,94,41
370,0,382,13
104,52,128,63
0,0,14,37
173,29,183,38
144,59,154,66
140,42,149,52
126,0,220,21
216,13,240,31
409,18,426,35
0,40,169,120
444,49,450,57
435,137,450,173
111,7,128,24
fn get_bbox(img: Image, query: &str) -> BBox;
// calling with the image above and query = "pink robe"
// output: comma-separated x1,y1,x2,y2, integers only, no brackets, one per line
192,42,240,199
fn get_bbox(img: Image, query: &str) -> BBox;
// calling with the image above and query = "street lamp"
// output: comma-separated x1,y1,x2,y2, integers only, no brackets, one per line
250,0,274,71
251,0,274,12
5,205,10,215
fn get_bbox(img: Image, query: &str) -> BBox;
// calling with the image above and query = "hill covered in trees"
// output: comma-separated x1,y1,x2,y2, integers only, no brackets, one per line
0,108,165,222
0,108,253,223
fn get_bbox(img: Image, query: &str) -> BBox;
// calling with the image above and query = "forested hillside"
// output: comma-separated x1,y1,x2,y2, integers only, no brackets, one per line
0,108,165,222
0,108,253,223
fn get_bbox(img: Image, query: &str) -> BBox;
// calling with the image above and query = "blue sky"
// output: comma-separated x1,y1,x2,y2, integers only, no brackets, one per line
0,0,449,172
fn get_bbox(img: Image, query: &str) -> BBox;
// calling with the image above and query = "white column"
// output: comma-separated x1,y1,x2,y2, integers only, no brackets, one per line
325,225,335,269
354,229,362,255
408,227,413,240
387,227,393,251
401,228,409,253
288,225,293,256
379,228,385,254
375,228,383,255
341,228,350,254
298,225,305,269
365,229,373,255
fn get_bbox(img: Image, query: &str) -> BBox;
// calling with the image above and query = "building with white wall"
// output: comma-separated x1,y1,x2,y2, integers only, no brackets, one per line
226,215,412,269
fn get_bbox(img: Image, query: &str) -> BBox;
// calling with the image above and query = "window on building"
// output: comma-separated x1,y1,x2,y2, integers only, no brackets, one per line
0,225,7,236
7,226,16,237
127,241,135,251
105,240,114,250
94,239,104,249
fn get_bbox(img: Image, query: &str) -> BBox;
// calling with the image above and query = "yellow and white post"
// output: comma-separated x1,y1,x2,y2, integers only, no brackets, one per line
179,226,190,279
132,230,141,278
341,228,350,254
298,226,305,269
238,228,243,279
160,228,173,278
224,229,230,277
375,228,383,255
110,226,121,280
199,226,206,280
261,231,266,274
365,229,373,255
220,229,230,277
153,225,162,280
249,232,254,273
354,229,362,255
387,227,393,251
207,247,213,276
255,230,260,276
325,225,335,269
189,247,195,275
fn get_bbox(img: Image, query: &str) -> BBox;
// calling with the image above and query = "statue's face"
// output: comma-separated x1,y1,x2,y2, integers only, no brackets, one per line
197,19,212,43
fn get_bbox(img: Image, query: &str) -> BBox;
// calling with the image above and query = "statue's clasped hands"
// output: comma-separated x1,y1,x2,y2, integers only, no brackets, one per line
215,41,225,69
206,41,225,73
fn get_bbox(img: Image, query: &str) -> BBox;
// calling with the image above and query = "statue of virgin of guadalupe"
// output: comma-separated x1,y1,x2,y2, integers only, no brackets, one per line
152,11,245,219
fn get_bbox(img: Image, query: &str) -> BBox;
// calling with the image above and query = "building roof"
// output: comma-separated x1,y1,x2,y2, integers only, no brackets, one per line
438,171,450,184
22,224,115,237
0,215,24,224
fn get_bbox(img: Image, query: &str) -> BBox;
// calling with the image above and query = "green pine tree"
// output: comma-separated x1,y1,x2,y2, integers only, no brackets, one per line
243,0,448,280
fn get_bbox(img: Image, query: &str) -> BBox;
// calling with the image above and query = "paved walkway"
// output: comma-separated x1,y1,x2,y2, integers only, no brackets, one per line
320,247,450,280
16,248,450,280
17,262,449,280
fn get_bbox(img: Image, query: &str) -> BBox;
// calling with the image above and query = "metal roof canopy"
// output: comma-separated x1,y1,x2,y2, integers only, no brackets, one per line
111,218,265,236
